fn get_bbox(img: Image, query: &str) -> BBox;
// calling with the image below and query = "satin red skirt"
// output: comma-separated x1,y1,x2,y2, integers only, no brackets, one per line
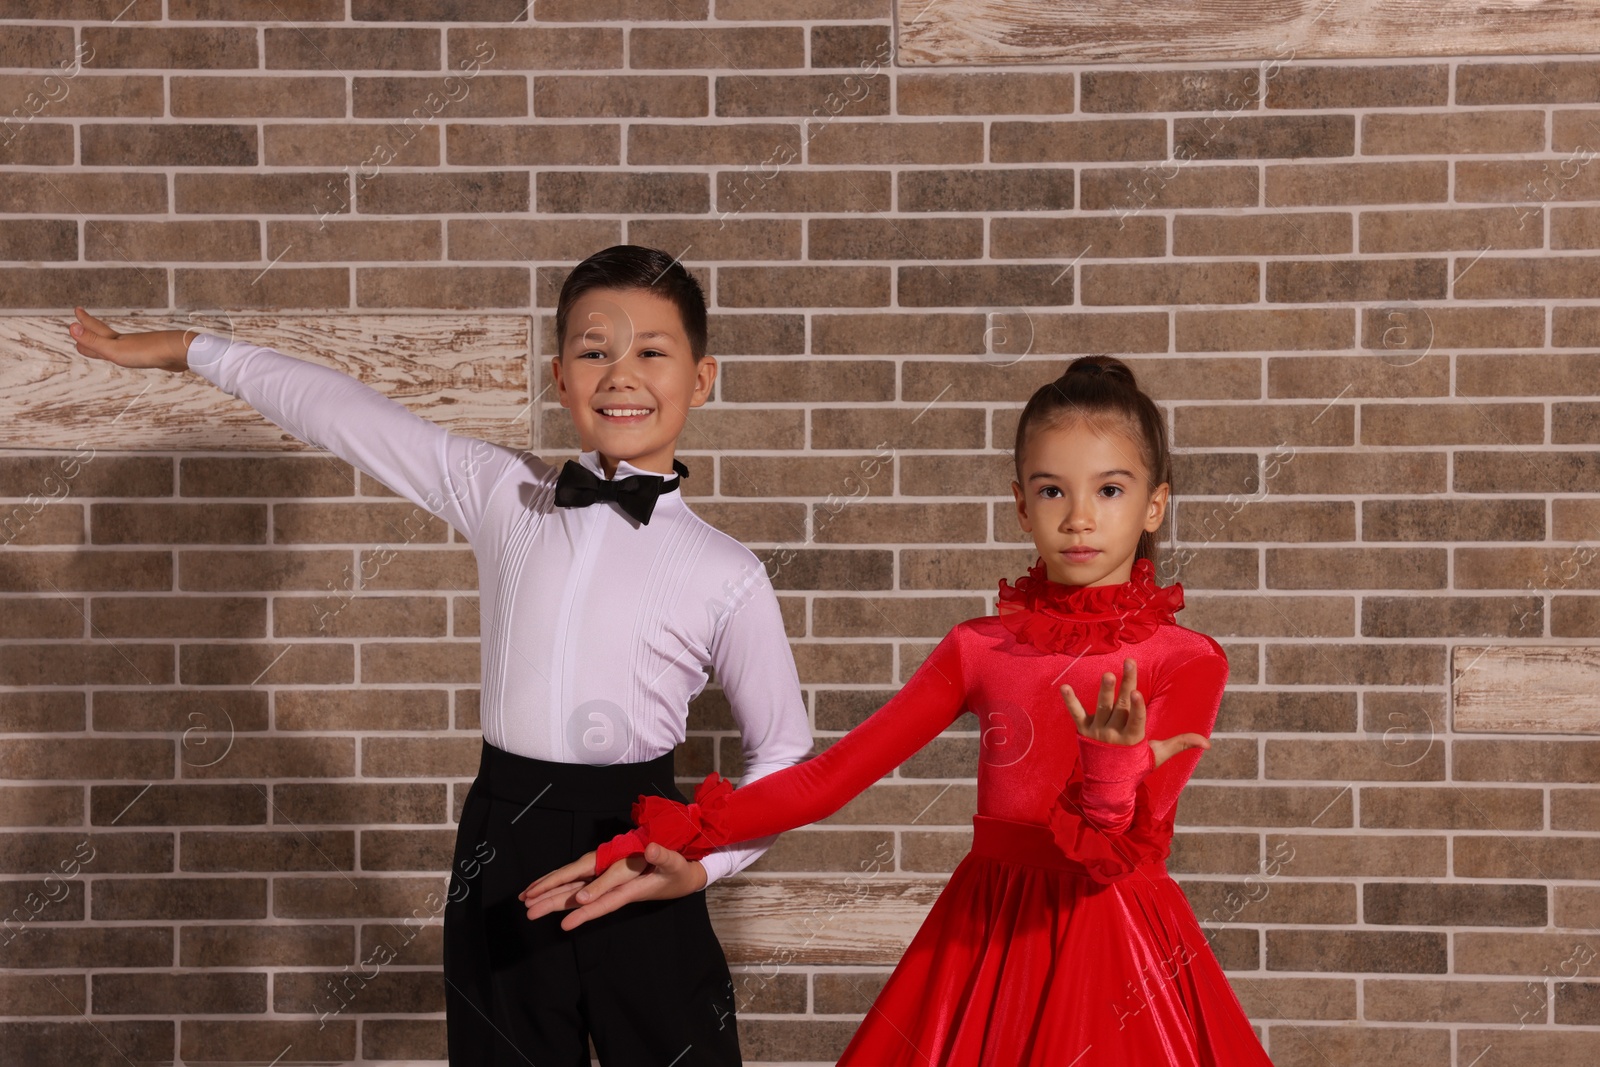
835,816,1275,1066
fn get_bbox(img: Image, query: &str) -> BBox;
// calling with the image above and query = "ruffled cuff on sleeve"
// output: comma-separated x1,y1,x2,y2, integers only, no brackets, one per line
1047,776,1174,885
593,772,735,875
1074,735,1155,833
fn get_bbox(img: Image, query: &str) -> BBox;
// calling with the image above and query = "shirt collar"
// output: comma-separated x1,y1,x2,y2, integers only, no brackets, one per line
576,449,685,512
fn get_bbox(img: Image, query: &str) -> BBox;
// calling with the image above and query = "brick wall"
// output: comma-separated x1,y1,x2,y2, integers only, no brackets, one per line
3,2,1599,1065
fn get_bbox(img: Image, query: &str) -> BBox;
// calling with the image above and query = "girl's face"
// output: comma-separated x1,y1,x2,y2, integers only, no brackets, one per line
1011,418,1168,588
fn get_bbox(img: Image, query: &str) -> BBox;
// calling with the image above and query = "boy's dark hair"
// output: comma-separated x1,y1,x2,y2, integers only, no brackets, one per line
1012,355,1171,565
554,245,708,361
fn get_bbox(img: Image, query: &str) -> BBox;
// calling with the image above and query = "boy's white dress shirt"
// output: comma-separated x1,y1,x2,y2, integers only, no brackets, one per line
186,332,814,886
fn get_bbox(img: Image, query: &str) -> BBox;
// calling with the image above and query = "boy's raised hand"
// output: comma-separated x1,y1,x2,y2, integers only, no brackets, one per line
65,307,193,373
1059,657,1209,768
519,842,708,931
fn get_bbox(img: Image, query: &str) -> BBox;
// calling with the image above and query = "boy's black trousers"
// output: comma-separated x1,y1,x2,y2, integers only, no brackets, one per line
443,739,743,1067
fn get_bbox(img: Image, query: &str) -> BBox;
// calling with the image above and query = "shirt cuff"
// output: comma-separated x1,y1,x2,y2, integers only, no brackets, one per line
185,331,232,386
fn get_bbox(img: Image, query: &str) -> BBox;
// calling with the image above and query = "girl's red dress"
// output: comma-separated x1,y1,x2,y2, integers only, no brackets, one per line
595,557,1275,1066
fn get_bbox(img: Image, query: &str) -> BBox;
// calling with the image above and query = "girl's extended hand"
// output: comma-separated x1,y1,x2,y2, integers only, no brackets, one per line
1059,657,1210,768
65,307,193,373
518,842,708,931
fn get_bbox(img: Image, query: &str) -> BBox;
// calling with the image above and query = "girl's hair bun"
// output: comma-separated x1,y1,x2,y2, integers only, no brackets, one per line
1063,355,1135,387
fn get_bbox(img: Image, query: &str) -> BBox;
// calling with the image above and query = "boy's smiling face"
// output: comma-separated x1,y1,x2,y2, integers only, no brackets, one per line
550,286,716,479
1011,418,1168,588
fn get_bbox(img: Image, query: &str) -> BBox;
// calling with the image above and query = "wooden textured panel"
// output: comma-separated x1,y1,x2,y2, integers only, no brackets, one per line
898,0,1600,64
1,314,533,452
709,876,944,966
1453,645,1600,734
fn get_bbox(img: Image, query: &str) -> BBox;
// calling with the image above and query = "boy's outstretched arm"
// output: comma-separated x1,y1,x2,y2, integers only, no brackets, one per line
65,307,525,543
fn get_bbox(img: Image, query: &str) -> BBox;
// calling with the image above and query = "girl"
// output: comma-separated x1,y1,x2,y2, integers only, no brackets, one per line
523,356,1275,1066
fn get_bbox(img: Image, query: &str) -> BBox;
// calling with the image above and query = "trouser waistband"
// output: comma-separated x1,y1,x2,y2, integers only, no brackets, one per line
472,738,683,813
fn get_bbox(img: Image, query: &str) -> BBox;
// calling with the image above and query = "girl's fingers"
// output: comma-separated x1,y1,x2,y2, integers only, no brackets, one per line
1059,684,1087,731
1150,732,1211,769
1125,687,1147,744
73,307,117,339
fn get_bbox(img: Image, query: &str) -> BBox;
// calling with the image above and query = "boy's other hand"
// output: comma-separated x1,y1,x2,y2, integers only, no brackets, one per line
65,306,194,373
518,843,708,931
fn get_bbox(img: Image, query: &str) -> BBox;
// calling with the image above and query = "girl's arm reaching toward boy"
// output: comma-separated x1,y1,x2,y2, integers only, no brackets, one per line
65,308,524,544
521,623,972,929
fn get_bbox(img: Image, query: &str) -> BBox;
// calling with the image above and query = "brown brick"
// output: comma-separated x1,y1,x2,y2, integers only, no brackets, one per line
898,547,1034,593
85,25,257,68
0,265,167,309
353,265,528,308
1173,211,1350,256
271,221,446,266
1550,204,1600,251
1271,545,1448,588
1364,110,1547,155
0,24,76,67
445,24,621,68
1214,691,1354,733
813,594,983,637
1361,205,1541,253
811,407,984,452
274,782,446,826
265,26,436,70
810,23,891,69
1183,880,1355,925
1364,978,1528,1024
169,0,337,17
90,783,266,827
1360,304,1545,351
1083,262,1257,305
1458,255,1600,299
1176,403,1353,447
1456,740,1600,783
1271,451,1444,496
1267,352,1446,398
182,1020,354,1064
1456,837,1600,881
717,73,890,118
623,123,784,168
1266,739,1443,782
173,171,347,216
172,75,344,118
1267,929,1447,973
1555,307,1600,348
1266,65,1447,109
535,74,705,118
1361,402,1542,445
92,972,264,1017
1176,501,1353,545
176,266,350,309
0,73,162,116
900,72,1074,115
0,218,76,261
1265,641,1444,686
1176,308,1353,352
89,595,264,639
716,169,889,214
719,265,889,308
94,876,265,920
1457,159,1600,204
1176,113,1354,159
85,219,263,262
1455,453,1600,495
902,264,1073,308
1362,499,1542,542
631,26,802,69
1081,164,1258,212
1268,833,1444,877
0,689,82,730
0,122,74,166
808,120,983,166
1082,68,1258,113
0,171,166,214
0,1022,175,1065
899,168,1073,212
1267,257,1446,302
1267,161,1448,205
1366,882,1546,926
806,217,981,262
1266,1025,1449,1066
179,641,353,687
1177,785,1352,828
544,168,707,212
1231,976,1355,1021
180,922,352,968
993,215,1167,259
1457,61,1600,105
353,75,528,119
991,118,1166,163
812,313,985,355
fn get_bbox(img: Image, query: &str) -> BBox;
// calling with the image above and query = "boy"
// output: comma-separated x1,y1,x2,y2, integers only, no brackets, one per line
64,245,814,1066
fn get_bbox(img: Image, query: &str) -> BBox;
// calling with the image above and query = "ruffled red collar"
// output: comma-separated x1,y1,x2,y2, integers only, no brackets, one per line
996,556,1184,656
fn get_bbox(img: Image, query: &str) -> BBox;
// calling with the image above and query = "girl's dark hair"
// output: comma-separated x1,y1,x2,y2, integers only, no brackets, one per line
1012,355,1171,565
554,244,708,361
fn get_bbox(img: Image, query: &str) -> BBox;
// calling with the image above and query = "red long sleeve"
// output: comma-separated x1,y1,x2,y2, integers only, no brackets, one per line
595,624,969,872
1071,646,1230,833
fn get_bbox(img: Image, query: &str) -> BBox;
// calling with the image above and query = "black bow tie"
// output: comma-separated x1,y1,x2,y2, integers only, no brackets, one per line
553,458,689,525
